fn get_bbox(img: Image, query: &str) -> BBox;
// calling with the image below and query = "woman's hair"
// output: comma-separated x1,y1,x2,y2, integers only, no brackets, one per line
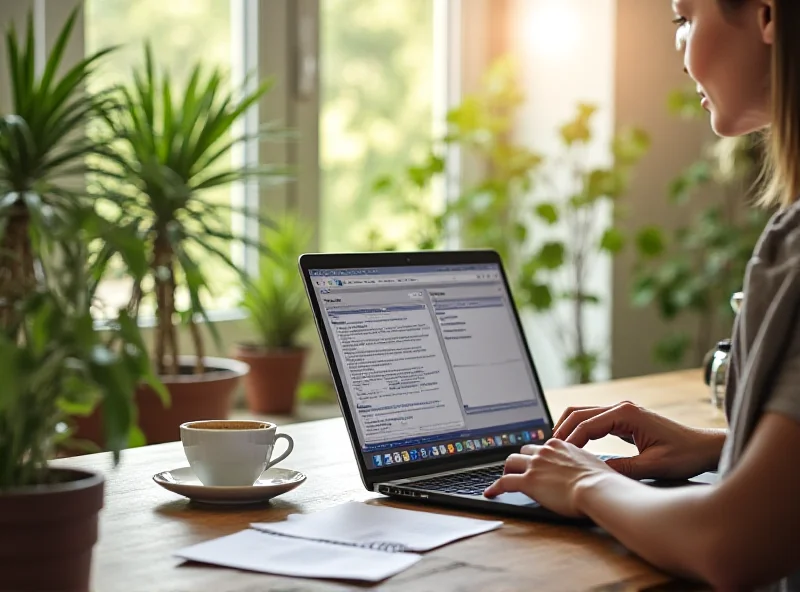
720,0,800,208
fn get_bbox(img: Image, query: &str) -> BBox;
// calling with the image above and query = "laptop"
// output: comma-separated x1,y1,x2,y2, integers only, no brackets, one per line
298,250,711,524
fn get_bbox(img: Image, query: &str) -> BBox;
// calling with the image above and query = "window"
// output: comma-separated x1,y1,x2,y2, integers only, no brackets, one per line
85,0,252,316
319,0,442,253
28,0,461,321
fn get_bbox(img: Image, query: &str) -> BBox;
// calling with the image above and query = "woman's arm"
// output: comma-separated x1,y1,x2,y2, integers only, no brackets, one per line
575,412,800,589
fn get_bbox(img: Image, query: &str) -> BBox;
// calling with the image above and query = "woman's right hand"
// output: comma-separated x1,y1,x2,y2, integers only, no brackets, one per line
552,402,726,481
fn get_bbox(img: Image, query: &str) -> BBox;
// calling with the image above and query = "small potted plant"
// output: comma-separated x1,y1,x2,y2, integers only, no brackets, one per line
74,45,286,444
236,215,313,415
0,12,159,590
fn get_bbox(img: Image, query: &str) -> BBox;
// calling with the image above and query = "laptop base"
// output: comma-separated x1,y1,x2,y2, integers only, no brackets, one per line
376,482,593,525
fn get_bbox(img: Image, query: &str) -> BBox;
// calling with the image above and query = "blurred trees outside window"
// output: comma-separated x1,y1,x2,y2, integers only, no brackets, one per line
319,0,439,252
85,0,240,317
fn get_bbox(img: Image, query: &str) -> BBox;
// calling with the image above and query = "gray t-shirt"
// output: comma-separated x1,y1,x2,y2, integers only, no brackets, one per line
721,201,800,591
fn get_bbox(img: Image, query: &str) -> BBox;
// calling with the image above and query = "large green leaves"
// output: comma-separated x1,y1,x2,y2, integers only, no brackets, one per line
0,238,161,488
631,90,767,368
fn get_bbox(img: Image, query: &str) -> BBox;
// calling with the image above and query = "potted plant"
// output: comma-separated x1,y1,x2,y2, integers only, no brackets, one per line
75,45,285,444
0,12,159,591
236,215,313,415
0,240,158,592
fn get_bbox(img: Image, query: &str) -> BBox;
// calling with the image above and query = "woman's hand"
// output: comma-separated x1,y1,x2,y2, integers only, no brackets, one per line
483,439,613,518
553,402,725,481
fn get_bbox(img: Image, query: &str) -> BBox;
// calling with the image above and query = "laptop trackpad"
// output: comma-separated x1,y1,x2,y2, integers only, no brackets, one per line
488,492,539,507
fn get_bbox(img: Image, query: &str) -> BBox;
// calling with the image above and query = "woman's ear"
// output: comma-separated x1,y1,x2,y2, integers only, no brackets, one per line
760,0,774,45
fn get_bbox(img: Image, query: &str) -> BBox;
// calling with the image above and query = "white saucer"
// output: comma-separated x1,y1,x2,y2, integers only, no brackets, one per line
153,467,306,505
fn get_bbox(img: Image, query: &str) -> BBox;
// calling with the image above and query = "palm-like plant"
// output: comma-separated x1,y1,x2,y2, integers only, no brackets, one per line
241,215,313,350
0,10,162,486
0,10,135,328
99,45,283,375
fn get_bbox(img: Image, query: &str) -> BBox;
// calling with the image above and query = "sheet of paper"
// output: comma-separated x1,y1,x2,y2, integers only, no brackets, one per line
175,529,421,583
251,501,503,552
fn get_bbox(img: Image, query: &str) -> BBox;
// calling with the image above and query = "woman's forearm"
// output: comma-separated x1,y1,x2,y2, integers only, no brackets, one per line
574,473,717,583
575,415,800,590
696,428,727,472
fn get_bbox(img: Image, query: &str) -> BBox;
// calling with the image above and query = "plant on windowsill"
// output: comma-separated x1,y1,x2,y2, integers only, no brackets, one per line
0,12,161,591
368,57,650,384
75,44,288,445
631,87,771,368
235,214,313,415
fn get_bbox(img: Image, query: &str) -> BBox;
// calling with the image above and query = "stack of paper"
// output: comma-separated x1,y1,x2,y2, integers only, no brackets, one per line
175,529,420,582
251,501,503,552
175,502,503,582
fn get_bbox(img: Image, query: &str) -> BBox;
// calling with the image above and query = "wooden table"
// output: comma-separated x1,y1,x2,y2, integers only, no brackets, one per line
53,369,724,592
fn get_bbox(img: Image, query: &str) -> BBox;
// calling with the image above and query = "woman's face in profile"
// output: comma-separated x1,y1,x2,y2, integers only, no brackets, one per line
672,0,772,137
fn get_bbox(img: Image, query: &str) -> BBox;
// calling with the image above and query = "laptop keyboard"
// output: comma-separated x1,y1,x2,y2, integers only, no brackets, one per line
407,454,618,497
409,465,505,496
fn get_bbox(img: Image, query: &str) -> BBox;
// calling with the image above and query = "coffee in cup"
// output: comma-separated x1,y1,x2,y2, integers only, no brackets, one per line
180,420,294,486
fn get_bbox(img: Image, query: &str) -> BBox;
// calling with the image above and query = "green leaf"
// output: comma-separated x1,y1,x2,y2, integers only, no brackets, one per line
407,165,434,188
372,176,393,192
669,161,711,203
117,310,169,406
636,226,666,258
522,282,553,311
536,242,565,270
534,203,559,225
559,103,597,146
631,275,657,308
427,153,445,174
513,222,527,243
599,227,625,254
297,380,337,404
88,354,134,460
613,127,651,166
0,338,20,413
566,352,599,383
127,425,147,448
653,333,692,366
586,169,625,200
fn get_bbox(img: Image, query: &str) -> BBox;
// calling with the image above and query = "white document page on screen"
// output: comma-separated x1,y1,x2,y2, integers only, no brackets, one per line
327,301,465,444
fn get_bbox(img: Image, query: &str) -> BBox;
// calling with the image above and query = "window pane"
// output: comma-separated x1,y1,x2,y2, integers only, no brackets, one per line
320,0,438,252
85,0,240,315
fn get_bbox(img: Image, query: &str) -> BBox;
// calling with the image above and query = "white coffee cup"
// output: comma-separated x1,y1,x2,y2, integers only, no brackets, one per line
180,420,294,486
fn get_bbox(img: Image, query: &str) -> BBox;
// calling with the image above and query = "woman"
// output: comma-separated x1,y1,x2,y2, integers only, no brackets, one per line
485,1,800,589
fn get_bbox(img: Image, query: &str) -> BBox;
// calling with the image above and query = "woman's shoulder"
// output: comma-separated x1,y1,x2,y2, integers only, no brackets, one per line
752,200,800,270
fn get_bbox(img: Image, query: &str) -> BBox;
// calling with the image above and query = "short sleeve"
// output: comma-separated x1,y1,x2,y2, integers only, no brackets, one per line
763,320,800,424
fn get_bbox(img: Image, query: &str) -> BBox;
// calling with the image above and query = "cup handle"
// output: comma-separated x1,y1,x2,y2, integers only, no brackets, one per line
267,433,294,469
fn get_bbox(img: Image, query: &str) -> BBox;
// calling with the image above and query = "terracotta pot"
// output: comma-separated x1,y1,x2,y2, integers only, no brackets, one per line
0,468,104,592
73,355,249,447
235,345,307,415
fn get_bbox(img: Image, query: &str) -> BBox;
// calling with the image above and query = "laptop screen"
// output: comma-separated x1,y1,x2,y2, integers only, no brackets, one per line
308,262,551,470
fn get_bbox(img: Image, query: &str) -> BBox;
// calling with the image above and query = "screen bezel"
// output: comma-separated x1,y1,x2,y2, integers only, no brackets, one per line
298,249,556,490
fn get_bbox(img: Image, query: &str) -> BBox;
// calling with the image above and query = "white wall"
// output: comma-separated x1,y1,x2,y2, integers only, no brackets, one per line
510,0,617,388
611,0,721,379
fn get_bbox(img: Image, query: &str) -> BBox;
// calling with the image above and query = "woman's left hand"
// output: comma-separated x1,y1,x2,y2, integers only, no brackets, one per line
484,439,614,518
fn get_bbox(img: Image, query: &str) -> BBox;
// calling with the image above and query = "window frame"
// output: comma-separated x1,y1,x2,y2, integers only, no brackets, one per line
0,0,500,370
